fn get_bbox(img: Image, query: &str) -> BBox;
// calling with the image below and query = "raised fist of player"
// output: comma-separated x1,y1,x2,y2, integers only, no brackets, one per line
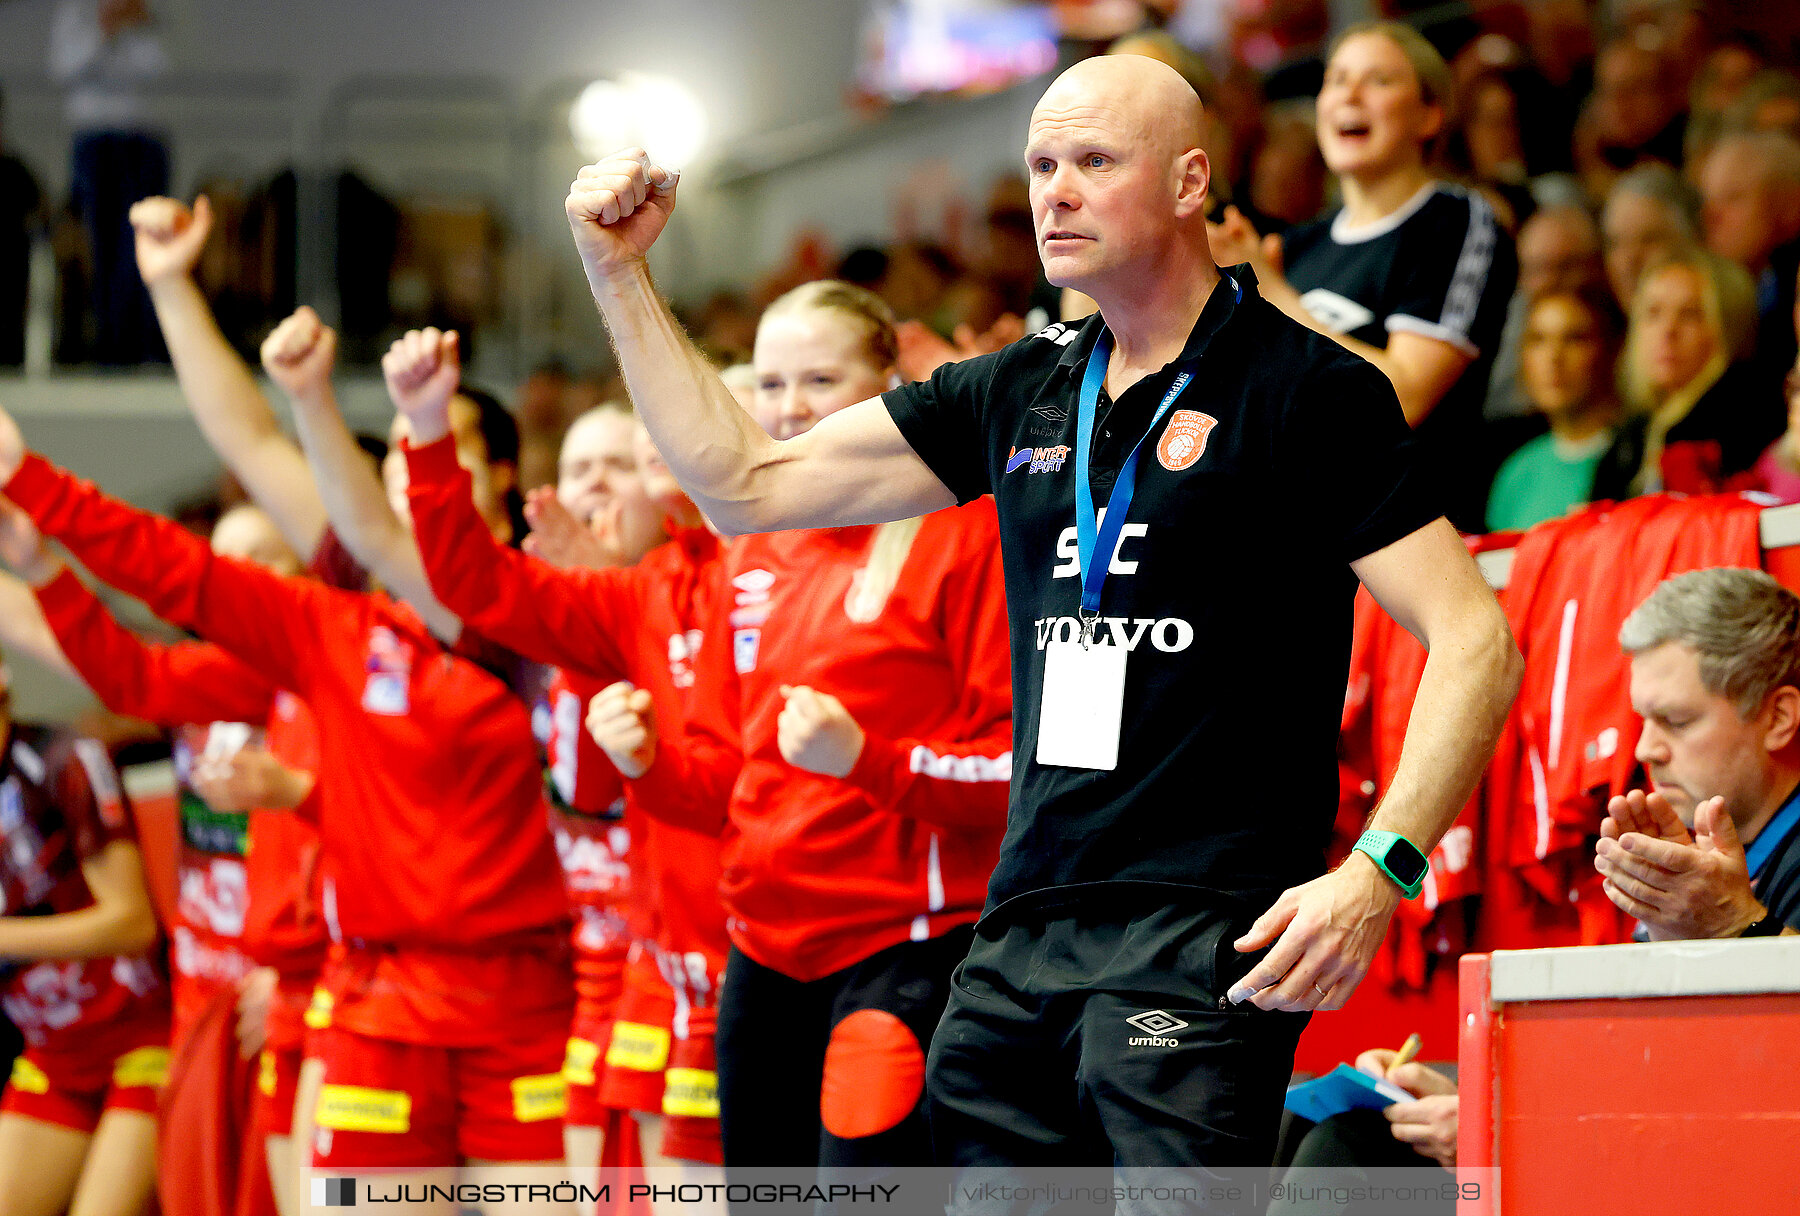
130,195,213,288
777,685,865,779
587,681,657,779
260,307,339,401
565,148,680,280
0,497,60,585
381,328,462,445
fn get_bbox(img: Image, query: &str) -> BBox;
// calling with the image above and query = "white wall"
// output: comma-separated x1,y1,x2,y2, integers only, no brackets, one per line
0,0,1045,317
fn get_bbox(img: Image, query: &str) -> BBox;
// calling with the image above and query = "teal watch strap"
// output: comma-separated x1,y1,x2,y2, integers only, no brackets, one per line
1355,829,1428,899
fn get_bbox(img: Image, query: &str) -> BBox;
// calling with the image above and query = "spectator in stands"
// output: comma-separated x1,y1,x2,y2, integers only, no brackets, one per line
1585,30,1686,182
1487,286,1624,531
1210,20,1517,531
0,89,46,368
1279,564,1800,1214
1446,67,1534,231
1247,99,1328,231
1722,69,1800,142
1696,130,1800,390
1597,568,1800,940
1600,164,1700,313
1485,203,1605,418
1267,1046,1458,1216
1593,247,1770,498
1744,356,1800,504
1683,39,1766,167
49,0,170,365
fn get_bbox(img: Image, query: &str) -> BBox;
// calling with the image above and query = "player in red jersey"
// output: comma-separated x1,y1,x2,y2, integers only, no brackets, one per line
0,646,168,1216
391,331,732,1180
577,281,1014,1169
0,393,575,1215
1,499,324,1216
127,198,577,1204
527,401,672,1173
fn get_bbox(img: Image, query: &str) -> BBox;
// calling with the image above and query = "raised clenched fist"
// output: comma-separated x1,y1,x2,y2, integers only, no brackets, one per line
381,328,462,445
130,195,213,288
565,148,680,279
260,307,339,401
587,681,657,779
776,685,865,779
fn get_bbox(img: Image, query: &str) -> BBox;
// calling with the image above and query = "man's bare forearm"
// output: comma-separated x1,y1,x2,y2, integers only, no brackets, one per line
1368,608,1520,853
589,262,783,533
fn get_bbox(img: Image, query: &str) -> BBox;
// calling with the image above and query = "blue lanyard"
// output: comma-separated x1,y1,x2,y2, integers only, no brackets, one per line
1072,278,1237,631
1746,782,1800,881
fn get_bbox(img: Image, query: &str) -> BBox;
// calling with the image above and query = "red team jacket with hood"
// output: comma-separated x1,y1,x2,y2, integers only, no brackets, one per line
403,436,731,1009
5,453,571,1047
631,501,1014,982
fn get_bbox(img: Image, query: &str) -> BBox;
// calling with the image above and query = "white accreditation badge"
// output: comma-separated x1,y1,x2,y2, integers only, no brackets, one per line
1036,630,1127,771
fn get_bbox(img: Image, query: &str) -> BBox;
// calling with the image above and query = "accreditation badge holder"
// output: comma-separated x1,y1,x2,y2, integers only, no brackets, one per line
1036,634,1127,771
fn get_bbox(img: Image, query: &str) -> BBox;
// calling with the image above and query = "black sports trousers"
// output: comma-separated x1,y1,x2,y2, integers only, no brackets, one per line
716,925,976,1170
927,896,1308,1183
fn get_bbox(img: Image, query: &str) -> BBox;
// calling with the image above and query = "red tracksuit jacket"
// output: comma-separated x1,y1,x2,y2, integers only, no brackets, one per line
632,501,1014,982
32,569,328,1041
404,436,731,1005
6,453,571,1044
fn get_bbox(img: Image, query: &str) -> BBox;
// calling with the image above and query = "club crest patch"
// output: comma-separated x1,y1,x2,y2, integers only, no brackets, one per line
1156,410,1217,472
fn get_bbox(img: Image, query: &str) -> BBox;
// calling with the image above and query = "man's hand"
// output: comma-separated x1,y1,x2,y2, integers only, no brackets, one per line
235,967,277,1061
260,307,339,403
776,685,865,779
1596,795,1765,939
0,497,60,585
1384,1095,1459,1169
190,745,315,813
523,488,625,570
1227,851,1402,1010
586,681,657,779
131,195,213,289
381,328,462,446
1355,1048,1457,1098
565,149,680,282
1353,1048,1459,1168
1601,787,1693,846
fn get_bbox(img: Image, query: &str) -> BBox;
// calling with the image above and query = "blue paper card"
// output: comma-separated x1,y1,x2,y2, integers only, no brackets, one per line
1284,1063,1414,1124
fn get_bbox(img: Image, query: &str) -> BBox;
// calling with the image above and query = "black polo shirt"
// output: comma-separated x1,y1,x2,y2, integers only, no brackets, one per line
882,267,1440,921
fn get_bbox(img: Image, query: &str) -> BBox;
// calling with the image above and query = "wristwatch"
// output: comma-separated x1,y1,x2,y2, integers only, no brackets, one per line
1739,911,1786,938
1355,829,1429,899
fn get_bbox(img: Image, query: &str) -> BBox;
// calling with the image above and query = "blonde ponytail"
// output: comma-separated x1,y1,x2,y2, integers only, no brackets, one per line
844,517,926,623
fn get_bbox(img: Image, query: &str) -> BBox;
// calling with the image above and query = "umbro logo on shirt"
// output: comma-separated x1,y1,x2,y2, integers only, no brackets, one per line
1033,322,1081,347
1126,1009,1189,1048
